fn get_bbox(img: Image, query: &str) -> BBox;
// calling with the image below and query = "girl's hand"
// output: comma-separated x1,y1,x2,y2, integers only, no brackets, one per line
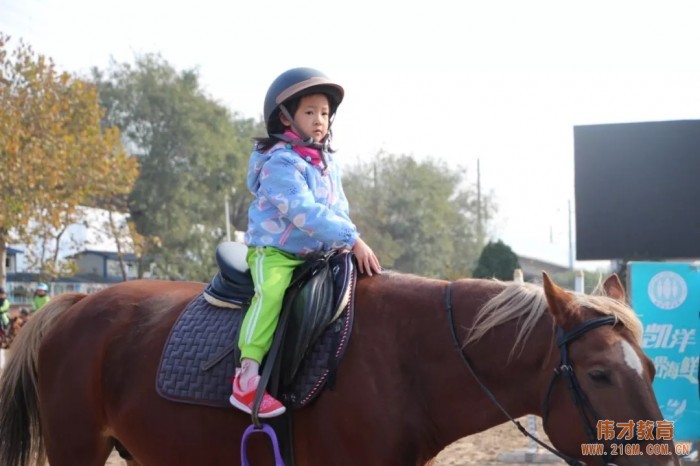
351,238,382,276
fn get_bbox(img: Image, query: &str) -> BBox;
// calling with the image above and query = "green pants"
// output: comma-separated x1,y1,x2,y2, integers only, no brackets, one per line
238,246,304,363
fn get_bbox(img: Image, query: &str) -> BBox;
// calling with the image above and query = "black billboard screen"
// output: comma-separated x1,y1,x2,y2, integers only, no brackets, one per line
574,120,700,260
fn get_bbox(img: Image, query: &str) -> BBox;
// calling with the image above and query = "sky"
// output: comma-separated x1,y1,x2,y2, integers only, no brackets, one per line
3,0,700,270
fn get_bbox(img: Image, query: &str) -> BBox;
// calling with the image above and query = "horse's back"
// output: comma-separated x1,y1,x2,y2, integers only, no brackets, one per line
40,279,203,349
41,279,202,360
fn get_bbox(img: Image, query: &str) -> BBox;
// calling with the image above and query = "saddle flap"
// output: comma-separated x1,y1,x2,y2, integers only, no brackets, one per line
281,266,334,384
279,252,355,388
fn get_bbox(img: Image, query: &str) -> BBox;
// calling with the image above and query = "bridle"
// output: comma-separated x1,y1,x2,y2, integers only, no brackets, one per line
542,315,619,447
445,282,620,466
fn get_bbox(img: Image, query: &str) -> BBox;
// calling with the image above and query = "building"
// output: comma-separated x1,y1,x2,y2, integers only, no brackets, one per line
5,271,114,307
69,249,140,281
517,255,571,282
5,248,143,307
5,247,22,274
5,207,138,307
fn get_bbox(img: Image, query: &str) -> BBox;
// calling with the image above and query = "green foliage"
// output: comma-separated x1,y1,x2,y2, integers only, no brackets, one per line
342,152,495,278
473,240,520,280
92,55,259,281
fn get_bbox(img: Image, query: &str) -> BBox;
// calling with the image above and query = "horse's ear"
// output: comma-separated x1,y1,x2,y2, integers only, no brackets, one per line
542,272,576,327
602,274,626,302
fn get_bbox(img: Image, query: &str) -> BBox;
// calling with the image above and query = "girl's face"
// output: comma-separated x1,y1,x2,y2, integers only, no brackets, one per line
282,93,330,143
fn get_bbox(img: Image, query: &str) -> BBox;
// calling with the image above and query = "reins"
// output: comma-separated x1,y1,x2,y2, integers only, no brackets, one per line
444,282,620,466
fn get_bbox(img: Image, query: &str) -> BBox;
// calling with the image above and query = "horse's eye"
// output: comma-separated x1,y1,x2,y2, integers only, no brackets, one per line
588,369,611,384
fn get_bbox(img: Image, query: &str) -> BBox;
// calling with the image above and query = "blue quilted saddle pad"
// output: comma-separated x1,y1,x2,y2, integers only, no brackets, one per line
156,290,354,409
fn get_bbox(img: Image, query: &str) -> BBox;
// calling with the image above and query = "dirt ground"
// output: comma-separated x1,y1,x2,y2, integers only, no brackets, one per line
432,418,562,466
105,416,564,465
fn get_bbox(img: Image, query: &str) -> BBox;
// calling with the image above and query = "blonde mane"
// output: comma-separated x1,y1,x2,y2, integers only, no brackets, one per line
465,280,643,359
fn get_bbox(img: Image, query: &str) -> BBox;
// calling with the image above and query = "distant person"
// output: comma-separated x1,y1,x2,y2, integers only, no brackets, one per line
229,68,381,418
32,283,51,311
0,287,10,329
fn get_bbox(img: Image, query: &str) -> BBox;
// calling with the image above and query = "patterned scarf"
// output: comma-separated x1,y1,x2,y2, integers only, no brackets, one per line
283,130,324,167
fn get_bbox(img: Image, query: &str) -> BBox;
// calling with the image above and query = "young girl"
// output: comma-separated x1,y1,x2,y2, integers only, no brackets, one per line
230,67,381,417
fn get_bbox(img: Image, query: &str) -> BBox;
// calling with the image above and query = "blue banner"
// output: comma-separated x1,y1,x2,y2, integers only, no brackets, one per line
629,262,699,441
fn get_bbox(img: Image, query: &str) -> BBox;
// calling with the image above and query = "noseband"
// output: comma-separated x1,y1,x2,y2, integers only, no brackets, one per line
445,283,619,466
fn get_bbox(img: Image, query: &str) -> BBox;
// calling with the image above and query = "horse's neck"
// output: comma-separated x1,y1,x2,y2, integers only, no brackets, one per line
411,279,556,452
350,276,463,455
460,307,557,420
350,275,557,461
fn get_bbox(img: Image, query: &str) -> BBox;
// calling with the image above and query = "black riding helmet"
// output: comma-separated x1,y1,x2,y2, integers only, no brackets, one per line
263,67,344,142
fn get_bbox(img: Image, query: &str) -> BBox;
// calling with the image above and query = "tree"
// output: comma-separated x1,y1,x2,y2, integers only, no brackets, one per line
0,34,137,287
92,55,259,281
472,240,520,280
343,153,495,278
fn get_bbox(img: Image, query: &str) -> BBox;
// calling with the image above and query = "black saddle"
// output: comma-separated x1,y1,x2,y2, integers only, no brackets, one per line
157,242,356,409
204,242,353,386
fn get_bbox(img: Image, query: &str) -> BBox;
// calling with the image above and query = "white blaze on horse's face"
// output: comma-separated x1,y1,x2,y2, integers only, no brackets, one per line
619,339,644,378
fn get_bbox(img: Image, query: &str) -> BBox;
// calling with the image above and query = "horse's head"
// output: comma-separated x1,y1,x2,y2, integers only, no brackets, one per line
541,272,678,466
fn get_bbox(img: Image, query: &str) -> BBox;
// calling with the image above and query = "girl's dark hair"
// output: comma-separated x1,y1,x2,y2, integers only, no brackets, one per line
254,93,339,153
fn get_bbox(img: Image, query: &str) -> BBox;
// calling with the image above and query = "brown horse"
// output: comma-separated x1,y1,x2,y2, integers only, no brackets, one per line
0,272,679,466
0,312,29,349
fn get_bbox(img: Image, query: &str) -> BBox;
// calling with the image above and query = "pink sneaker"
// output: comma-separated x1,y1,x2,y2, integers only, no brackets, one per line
230,374,286,418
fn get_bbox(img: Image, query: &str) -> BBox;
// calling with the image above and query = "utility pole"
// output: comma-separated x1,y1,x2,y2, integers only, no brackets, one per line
477,158,483,246
568,199,574,269
225,192,231,242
